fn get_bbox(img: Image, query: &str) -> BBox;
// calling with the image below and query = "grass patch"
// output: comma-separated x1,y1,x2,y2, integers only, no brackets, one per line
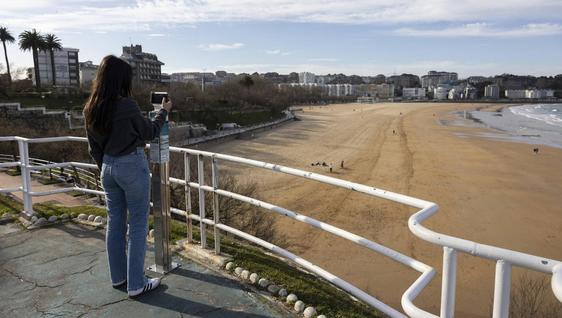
33,203,106,219
37,177,62,185
0,95,87,110
221,241,382,318
67,190,87,197
0,194,23,217
5,169,21,176
160,217,383,318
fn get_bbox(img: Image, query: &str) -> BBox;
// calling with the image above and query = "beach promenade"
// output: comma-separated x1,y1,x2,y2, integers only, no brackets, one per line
204,102,562,317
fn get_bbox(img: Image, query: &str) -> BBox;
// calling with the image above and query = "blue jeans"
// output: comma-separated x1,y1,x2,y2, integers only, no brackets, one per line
101,147,150,291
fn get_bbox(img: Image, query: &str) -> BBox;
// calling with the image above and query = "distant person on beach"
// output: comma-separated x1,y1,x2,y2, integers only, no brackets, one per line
533,147,539,154
340,160,344,168
83,55,172,298
329,163,333,173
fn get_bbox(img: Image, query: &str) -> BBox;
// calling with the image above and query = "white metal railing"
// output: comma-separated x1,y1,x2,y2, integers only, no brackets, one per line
0,135,560,318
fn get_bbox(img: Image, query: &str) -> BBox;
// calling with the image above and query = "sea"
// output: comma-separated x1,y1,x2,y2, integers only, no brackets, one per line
509,104,562,128
468,103,562,149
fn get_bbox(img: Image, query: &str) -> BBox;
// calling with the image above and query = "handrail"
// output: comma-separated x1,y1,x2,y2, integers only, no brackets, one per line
0,135,560,318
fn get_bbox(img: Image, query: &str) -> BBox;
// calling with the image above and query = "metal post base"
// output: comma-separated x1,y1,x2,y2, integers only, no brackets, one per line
147,262,181,275
19,211,35,220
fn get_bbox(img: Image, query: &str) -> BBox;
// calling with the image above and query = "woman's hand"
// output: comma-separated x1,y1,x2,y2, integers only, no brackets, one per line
162,97,173,112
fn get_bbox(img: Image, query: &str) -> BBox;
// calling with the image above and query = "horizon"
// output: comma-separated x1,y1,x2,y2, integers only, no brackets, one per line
1,1,562,78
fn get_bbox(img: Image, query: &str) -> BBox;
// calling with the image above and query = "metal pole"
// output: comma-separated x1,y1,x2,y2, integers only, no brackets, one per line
184,152,193,243
18,140,33,218
440,247,457,318
197,154,206,249
148,111,178,274
492,260,512,318
211,156,220,254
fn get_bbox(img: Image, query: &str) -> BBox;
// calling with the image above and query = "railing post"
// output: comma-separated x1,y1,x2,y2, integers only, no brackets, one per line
184,152,193,243
72,166,81,186
211,155,220,254
93,170,103,204
492,260,512,318
197,154,206,249
18,140,34,218
440,247,457,318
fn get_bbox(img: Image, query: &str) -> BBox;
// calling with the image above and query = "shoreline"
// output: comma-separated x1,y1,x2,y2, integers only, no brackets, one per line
461,103,562,149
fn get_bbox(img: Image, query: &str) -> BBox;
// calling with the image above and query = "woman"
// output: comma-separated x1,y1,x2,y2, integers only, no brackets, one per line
83,55,172,297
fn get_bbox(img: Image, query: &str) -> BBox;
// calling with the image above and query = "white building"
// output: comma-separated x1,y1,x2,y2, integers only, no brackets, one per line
374,83,394,99
434,85,451,100
448,88,461,100
484,84,500,99
36,47,79,88
121,44,164,83
421,71,458,89
299,72,316,84
464,86,477,99
327,84,353,97
505,89,526,99
525,89,555,99
79,61,98,90
402,87,426,100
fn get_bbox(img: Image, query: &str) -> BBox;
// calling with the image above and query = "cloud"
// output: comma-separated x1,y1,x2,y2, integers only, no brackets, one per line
308,58,338,62
198,42,245,51
266,49,291,56
148,33,167,37
2,1,562,31
395,23,562,37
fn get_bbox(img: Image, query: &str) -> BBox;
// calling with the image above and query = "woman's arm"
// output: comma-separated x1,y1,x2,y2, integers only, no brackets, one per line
86,131,104,170
131,106,168,141
130,98,173,141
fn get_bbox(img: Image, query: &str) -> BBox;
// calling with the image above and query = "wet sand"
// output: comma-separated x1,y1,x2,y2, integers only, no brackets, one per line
203,103,562,317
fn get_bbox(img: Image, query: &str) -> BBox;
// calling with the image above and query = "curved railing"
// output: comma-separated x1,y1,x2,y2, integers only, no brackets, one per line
0,135,560,318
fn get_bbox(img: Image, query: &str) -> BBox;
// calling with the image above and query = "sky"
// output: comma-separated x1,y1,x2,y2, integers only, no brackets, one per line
1,0,562,78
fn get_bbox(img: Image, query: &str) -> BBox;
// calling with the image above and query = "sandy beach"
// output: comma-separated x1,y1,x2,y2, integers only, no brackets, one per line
202,102,562,317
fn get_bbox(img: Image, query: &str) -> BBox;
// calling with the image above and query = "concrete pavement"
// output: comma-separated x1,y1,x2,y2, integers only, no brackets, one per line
0,223,288,318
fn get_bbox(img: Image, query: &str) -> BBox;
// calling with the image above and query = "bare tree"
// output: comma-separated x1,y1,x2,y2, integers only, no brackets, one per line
511,274,562,318
490,274,562,318
168,155,283,245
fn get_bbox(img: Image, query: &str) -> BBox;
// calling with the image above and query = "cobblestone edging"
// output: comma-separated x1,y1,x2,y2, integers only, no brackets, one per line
20,212,106,230
224,261,326,318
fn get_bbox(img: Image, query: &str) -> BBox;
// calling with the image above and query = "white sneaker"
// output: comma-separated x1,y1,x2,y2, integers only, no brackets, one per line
128,278,160,297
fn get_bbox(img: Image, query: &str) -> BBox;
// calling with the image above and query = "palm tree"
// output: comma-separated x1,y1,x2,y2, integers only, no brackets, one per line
19,29,46,89
43,34,62,86
0,26,15,86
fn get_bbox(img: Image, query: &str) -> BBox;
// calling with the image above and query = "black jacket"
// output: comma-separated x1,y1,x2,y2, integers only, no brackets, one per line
85,98,168,170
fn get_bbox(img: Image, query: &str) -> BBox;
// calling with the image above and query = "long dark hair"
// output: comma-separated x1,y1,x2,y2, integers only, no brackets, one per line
83,55,132,135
